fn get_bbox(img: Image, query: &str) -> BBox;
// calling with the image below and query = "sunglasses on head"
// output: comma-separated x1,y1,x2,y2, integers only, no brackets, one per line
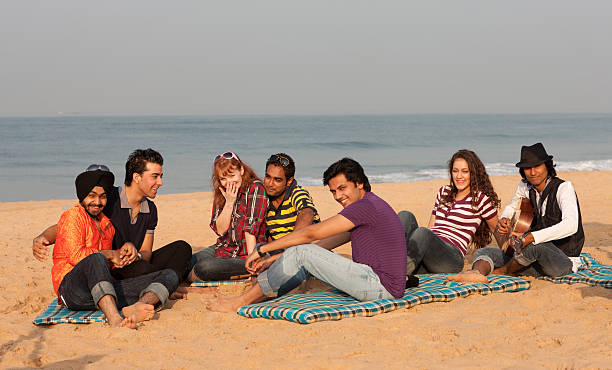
214,151,240,163
269,154,290,167
86,164,110,172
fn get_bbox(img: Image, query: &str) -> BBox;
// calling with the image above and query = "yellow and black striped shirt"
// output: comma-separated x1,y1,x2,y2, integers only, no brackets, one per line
266,181,320,240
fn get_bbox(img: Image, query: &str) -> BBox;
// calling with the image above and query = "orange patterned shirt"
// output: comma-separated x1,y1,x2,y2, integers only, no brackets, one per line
52,204,115,298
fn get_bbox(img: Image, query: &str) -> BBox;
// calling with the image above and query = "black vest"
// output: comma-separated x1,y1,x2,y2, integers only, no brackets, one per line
528,177,584,257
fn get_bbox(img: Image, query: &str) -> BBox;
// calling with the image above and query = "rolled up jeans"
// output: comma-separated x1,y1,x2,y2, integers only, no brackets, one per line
473,242,572,277
256,244,394,301
398,210,464,274
58,253,178,311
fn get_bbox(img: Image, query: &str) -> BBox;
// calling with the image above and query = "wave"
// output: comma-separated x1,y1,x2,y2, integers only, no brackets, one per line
299,158,612,186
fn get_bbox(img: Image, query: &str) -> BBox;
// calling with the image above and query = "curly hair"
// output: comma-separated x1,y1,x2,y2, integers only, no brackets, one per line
211,154,261,210
441,149,500,248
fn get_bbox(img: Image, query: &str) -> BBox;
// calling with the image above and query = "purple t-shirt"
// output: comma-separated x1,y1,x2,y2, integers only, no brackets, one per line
339,192,407,298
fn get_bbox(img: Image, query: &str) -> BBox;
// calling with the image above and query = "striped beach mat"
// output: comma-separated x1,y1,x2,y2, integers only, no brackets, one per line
190,279,249,287
33,299,106,325
236,275,531,324
33,280,248,325
538,253,612,288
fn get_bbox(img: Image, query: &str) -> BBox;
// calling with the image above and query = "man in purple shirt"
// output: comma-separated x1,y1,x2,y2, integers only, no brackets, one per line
210,158,409,312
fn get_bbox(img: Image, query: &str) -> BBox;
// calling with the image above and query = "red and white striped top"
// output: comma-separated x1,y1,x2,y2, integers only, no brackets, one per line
431,186,497,256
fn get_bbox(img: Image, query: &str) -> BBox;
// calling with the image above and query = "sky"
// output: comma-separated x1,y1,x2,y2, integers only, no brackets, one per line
1,0,610,115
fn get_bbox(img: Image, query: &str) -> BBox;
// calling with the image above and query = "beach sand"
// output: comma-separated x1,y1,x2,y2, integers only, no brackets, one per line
1,171,610,369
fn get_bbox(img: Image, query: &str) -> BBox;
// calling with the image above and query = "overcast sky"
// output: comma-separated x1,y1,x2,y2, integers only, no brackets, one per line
1,0,610,115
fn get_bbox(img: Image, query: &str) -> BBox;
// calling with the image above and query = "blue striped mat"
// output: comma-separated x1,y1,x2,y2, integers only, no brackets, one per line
237,275,531,324
33,280,248,325
538,253,611,288
33,299,106,325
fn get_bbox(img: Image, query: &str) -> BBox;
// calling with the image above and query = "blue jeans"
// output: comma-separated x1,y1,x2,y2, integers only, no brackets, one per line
58,253,178,311
398,211,464,274
474,242,572,277
257,244,393,301
190,246,247,281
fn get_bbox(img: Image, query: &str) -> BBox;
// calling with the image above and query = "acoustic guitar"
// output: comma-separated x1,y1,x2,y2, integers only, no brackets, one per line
495,197,534,255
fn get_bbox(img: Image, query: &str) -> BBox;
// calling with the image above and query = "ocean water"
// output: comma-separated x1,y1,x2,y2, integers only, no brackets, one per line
1,114,611,202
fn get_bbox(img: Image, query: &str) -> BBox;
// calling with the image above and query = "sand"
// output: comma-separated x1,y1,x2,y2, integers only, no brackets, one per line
0,171,610,369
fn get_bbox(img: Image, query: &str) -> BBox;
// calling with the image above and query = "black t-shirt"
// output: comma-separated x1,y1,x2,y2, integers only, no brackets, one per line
103,186,158,251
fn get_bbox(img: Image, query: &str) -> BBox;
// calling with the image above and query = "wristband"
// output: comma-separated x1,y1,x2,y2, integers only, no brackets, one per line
255,244,271,258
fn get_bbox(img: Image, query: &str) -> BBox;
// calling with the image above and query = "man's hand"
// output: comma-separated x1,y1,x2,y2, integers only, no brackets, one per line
32,235,51,261
104,250,125,268
119,242,138,266
252,257,275,274
245,250,261,274
497,218,511,235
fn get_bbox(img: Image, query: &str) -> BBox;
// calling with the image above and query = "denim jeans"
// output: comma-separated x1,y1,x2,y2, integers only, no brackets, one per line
398,211,464,274
190,246,247,281
473,242,572,277
58,252,178,311
257,244,393,301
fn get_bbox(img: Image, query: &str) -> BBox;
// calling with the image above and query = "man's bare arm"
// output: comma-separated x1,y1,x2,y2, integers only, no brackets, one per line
314,231,351,251
32,224,58,261
294,208,315,231
139,233,154,262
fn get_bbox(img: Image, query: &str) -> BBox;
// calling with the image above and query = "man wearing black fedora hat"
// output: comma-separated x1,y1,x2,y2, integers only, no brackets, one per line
51,167,179,328
449,143,584,282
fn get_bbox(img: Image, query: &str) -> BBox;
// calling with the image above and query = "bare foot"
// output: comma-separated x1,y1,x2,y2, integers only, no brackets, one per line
119,315,137,329
185,286,219,295
446,270,488,283
207,296,243,313
107,314,125,328
170,286,189,300
121,302,155,322
491,267,508,275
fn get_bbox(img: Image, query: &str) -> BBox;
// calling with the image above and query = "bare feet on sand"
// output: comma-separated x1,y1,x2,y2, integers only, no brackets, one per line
121,302,155,322
119,316,137,329
108,314,137,329
170,286,189,300
207,296,243,313
446,270,488,283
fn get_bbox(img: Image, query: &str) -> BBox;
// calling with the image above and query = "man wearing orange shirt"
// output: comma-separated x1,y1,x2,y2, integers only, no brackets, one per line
53,167,178,328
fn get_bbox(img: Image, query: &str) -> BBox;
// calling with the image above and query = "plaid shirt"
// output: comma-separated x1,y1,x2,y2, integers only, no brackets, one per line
210,180,269,258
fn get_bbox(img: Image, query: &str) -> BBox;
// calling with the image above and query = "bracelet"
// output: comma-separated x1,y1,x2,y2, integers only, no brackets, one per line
137,252,142,260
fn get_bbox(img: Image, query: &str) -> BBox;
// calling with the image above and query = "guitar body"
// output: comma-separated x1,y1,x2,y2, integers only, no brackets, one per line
497,197,534,255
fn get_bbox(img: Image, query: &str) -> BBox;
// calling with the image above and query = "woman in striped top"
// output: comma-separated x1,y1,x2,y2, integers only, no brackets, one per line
399,150,500,274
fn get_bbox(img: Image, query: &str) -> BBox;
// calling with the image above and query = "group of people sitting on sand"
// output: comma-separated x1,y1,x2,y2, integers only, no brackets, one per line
32,143,584,328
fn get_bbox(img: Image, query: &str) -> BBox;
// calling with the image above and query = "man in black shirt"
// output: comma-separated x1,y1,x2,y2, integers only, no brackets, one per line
32,149,192,288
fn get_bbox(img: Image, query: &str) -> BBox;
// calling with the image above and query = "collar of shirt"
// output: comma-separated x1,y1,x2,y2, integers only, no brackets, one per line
118,186,150,213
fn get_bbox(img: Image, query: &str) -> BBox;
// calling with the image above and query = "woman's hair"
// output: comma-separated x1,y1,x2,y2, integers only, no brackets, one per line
211,154,261,210
441,149,500,248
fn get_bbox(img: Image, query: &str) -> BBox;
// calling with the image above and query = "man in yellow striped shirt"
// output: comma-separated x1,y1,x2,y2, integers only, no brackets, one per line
264,153,320,243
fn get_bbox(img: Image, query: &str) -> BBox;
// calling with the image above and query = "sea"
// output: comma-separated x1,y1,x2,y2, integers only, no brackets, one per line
1,114,611,202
